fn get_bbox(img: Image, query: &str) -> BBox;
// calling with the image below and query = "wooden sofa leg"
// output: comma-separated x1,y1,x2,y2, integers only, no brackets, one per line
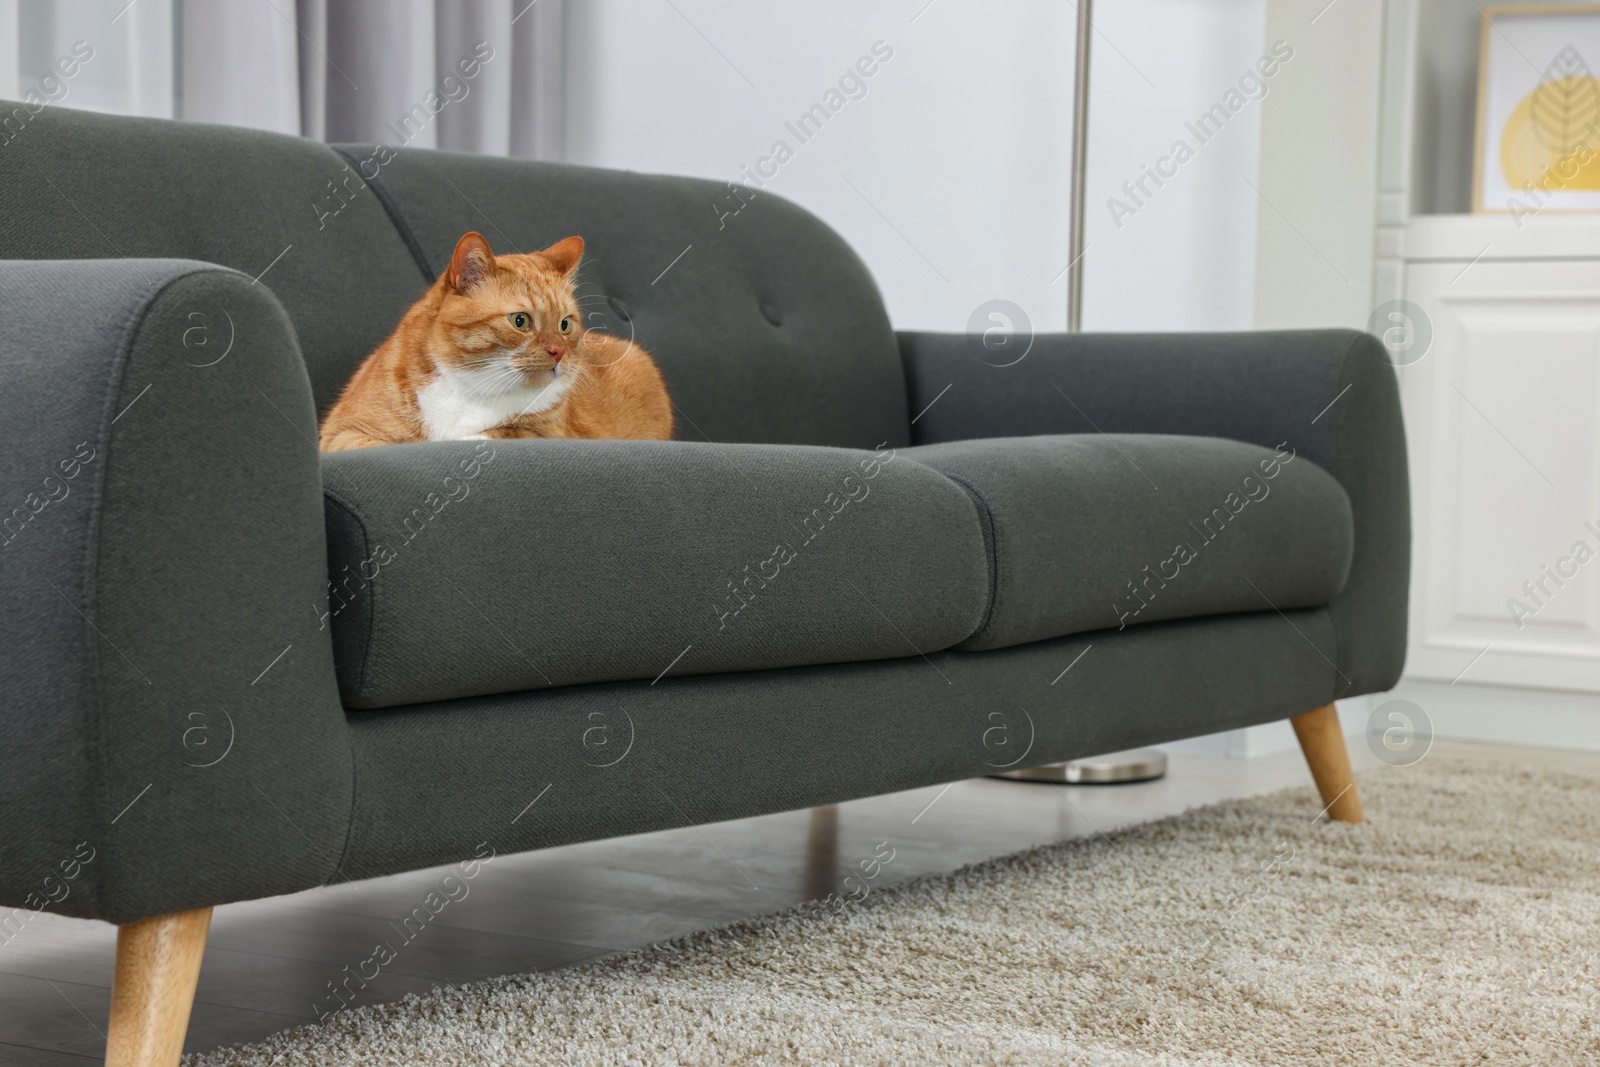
1290,703,1364,823
106,907,211,1067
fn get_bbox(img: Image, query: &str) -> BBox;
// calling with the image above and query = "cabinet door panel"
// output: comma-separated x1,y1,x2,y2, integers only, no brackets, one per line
1404,260,1600,691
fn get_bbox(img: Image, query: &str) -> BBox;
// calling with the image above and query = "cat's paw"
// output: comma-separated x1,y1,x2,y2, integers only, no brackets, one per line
462,433,492,440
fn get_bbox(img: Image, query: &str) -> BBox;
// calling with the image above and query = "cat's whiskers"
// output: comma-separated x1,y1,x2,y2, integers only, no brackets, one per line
515,362,581,417
446,354,516,391
454,342,571,417
490,368,539,405
429,357,536,424
450,352,517,382
479,367,528,402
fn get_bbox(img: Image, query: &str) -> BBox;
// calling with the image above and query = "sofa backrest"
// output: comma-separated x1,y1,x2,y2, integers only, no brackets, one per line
337,145,912,448
0,104,424,412
0,104,912,448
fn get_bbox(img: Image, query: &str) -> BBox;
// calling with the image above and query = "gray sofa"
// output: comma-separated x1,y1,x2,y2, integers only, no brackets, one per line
0,104,1408,1065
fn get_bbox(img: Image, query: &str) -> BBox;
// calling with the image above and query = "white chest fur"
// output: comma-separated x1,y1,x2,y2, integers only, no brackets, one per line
416,357,573,440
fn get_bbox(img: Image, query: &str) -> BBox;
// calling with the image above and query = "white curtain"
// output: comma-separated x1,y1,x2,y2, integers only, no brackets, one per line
178,0,564,159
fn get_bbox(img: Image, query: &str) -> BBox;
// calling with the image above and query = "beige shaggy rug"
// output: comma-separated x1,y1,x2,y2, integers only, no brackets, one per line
188,758,1600,1066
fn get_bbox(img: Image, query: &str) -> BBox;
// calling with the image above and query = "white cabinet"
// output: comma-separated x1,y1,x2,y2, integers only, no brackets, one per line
1402,225,1600,692
1373,0,1600,720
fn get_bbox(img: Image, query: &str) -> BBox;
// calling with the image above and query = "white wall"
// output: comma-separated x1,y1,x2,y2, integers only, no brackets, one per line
1083,0,1268,332
566,0,1267,335
1252,0,1384,329
5,0,1272,334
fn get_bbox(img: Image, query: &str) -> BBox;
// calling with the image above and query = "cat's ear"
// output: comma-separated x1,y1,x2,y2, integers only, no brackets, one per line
448,231,496,294
539,236,584,276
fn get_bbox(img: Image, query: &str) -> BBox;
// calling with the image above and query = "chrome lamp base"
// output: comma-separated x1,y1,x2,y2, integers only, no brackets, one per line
992,748,1167,784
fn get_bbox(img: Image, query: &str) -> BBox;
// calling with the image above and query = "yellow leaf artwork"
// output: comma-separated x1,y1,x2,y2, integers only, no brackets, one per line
1501,45,1600,191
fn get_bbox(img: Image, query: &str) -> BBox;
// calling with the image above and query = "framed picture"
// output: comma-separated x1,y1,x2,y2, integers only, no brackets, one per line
1475,5,1600,215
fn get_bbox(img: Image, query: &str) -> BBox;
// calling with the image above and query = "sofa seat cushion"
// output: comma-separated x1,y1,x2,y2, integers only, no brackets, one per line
902,434,1354,651
321,439,989,709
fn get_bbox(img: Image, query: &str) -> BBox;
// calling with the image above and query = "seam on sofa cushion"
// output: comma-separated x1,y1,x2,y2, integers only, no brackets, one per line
333,146,435,282
933,471,1001,647
86,264,247,917
322,488,379,705
326,720,362,887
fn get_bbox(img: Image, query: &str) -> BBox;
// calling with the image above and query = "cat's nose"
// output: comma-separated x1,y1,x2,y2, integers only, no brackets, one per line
546,344,565,362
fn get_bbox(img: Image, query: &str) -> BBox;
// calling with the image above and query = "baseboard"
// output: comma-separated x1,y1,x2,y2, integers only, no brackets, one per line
1160,696,1369,758
1383,678,1600,754
1164,681,1600,759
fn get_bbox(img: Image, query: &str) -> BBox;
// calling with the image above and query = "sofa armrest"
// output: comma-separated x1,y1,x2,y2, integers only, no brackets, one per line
898,328,1409,698
0,260,351,924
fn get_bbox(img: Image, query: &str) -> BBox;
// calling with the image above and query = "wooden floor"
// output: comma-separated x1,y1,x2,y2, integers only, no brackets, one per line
2,738,1590,1063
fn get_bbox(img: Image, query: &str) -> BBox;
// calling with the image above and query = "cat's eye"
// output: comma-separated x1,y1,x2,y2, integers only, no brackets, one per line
559,316,572,333
509,312,531,331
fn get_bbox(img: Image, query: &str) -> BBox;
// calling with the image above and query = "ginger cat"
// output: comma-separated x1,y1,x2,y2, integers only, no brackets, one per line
320,232,672,452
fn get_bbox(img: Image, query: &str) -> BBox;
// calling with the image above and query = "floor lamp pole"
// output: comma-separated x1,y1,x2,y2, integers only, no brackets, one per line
995,3,1167,786
1066,0,1092,333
